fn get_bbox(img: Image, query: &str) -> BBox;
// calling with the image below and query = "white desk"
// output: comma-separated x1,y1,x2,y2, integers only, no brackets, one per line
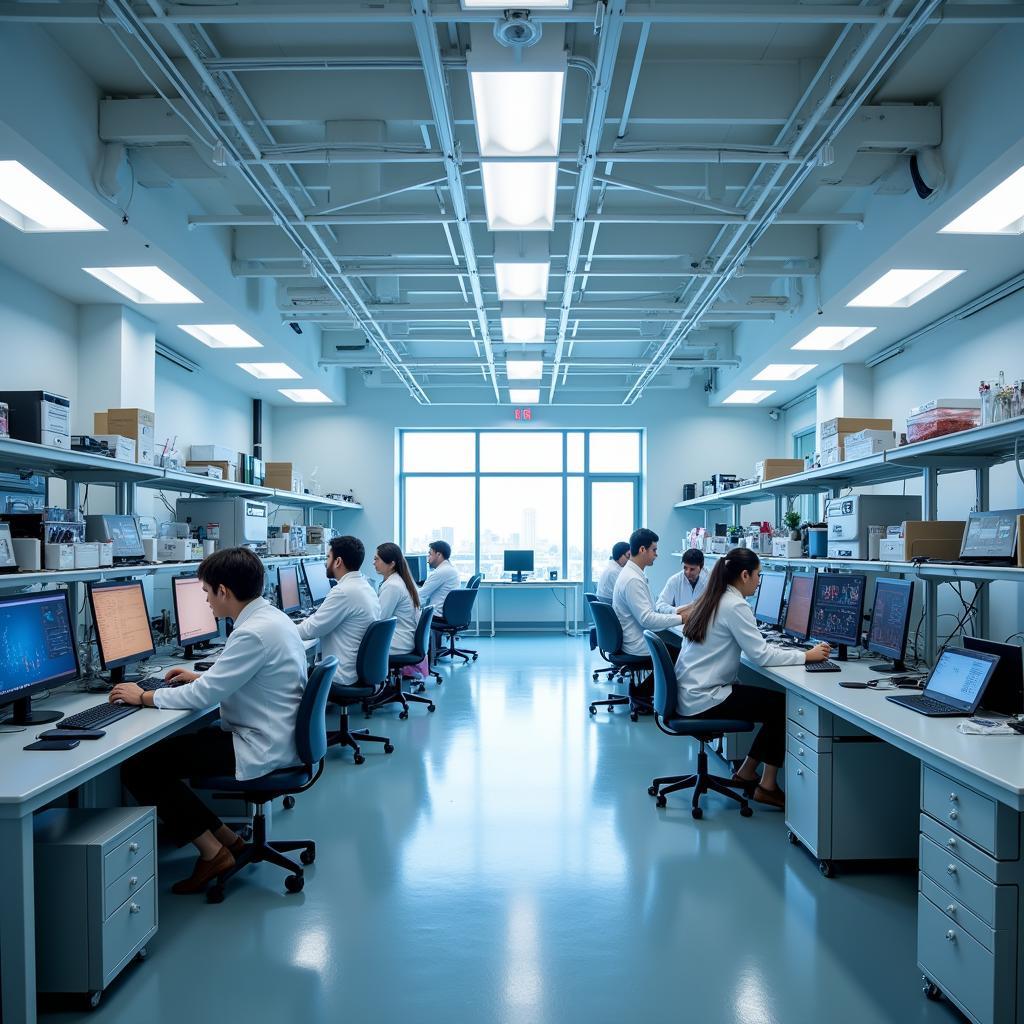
475,579,582,637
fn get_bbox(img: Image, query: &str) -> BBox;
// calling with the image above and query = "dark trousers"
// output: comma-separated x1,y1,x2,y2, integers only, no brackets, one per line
122,726,236,846
692,683,786,767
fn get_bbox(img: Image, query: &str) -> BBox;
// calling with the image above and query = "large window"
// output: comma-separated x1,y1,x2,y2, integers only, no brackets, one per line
399,430,642,586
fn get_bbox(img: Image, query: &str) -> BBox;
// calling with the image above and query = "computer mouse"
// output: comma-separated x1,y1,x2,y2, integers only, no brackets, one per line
194,661,213,671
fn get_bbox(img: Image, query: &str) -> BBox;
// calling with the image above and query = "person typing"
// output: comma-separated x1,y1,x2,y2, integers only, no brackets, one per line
110,547,307,895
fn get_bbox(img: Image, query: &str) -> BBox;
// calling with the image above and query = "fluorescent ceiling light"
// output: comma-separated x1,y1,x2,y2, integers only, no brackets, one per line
471,72,565,158
722,389,775,405
237,362,301,380
847,269,964,308
501,316,546,343
495,261,550,301
753,363,817,381
509,389,540,404
83,265,201,304
463,0,570,7
791,326,875,351
0,161,104,233
279,388,332,404
481,161,558,232
179,324,263,349
941,165,1024,234
506,360,544,381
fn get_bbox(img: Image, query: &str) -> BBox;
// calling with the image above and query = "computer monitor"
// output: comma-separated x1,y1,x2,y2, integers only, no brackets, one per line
0,590,79,725
963,636,1024,716
866,578,914,673
406,554,428,587
301,559,332,607
782,572,816,642
754,570,786,628
810,573,866,660
278,565,301,614
504,549,534,582
87,580,156,685
171,575,219,659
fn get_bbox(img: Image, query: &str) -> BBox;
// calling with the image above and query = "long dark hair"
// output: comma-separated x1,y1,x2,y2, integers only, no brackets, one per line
377,542,420,610
682,548,761,644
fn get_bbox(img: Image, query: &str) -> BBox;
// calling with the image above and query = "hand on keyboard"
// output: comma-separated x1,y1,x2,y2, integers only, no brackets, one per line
804,642,833,663
109,683,145,706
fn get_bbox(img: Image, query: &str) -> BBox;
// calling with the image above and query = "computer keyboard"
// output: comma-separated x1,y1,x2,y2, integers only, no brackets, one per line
805,660,841,673
897,694,957,714
60,702,141,730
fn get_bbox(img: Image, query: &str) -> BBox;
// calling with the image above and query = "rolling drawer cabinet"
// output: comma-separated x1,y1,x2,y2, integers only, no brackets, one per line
33,807,157,1008
918,769,1024,1024
784,693,918,876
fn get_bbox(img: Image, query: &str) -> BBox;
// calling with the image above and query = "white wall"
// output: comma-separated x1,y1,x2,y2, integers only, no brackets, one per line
270,379,783,623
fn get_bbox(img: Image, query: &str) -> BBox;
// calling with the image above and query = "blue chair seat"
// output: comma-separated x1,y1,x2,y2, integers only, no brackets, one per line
195,767,317,795
661,716,754,736
388,651,423,668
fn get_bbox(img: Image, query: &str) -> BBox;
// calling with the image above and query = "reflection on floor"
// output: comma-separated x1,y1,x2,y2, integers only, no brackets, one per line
44,635,960,1024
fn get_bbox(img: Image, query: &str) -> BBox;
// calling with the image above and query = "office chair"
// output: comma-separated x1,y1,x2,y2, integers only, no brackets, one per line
193,656,338,902
328,618,397,764
584,592,622,683
587,600,653,721
643,630,754,820
431,588,479,663
467,574,482,590
366,605,438,719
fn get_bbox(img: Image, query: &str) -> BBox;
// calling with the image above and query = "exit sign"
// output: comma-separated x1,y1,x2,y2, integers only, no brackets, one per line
513,408,533,421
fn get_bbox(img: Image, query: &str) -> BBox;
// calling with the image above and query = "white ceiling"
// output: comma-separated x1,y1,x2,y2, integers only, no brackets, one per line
0,1,1022,408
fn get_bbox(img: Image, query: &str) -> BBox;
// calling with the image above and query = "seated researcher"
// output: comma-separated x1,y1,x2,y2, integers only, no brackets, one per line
295,535,381,685
418,539,460,613
111,547,308,895
656,547,710,612
596,541,630,602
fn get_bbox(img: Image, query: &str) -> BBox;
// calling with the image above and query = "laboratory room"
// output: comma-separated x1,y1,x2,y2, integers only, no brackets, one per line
3,6,1024,1024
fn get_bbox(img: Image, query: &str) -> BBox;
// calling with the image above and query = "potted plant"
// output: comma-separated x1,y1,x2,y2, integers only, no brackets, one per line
782,510,802,540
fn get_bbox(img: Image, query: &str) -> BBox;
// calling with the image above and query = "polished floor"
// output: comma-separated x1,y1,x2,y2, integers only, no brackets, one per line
46,635,962,1024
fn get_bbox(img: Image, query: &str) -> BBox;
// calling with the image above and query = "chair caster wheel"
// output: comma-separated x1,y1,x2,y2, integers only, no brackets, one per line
206,885,225,904
354,753,365,765
285,874,304,894
656,795,667,808
427,703,436,712
923,979,942,1001
384,742,395,754
630,712,638,722
135,946,148,962
282,796,295,810
740,805,753,817
691,807,703,820
818,859,834,878
399,710,409,720
607,706,614,713
87,990,102,1010
300,846,316,866
648,785,658,796
472,653,478,660
588,706,596,715
592,672,599,681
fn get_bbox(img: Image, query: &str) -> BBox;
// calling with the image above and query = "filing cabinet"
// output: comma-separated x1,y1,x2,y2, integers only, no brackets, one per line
784,692,919,875
34,806,157,1007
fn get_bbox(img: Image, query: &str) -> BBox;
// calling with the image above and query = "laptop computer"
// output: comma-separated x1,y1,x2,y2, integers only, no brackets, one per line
886,647,1001,717
957,509,1024,563
963,636,1024,716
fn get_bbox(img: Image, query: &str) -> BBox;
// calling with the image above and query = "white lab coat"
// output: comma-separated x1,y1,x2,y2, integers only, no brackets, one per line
418,559,460,615
611,559,681,656
153,598,307,781
656,567,710,612
297,572,381,686
675,585,804,715
378,572,419,655
596,560,623,602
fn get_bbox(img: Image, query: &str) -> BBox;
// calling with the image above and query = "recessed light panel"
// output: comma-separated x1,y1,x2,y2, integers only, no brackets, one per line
481,161,558,232
791,326,876,351
941,165,1024,234
501,316,546,344
84,266,201,304
847,269,963,308
237,362,301,380
722,389,775,405
279,388,332,404
495,261,550,302
0,161,104,232
179,324,263,349
753,363,817,381
506,360,544,381
509,388,540,404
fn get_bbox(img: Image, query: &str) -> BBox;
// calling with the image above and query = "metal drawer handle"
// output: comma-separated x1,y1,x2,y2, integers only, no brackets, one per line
948,810,958,821
797,731,805,739
947,864,958,875
796,768,803,776
129,903,140,914
949,792,958,802
128,842,139,853
797,708,805,716
798,747,805,756
946,930,956,943
947,837,957,848
129,876,138,888
946,905,957,915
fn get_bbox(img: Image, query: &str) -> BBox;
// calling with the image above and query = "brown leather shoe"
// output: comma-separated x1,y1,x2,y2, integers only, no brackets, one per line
228,836,247,857
171,846,235,895
730,773,758,794
753,784,785,809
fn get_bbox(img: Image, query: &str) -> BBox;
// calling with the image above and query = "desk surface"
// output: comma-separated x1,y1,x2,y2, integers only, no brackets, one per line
747,655,1024,808
480,579,582,587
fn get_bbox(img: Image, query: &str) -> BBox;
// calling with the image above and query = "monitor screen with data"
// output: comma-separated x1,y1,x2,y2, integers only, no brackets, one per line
0,590,80,704
172,575,219,647
783,573,815,640
923,649,999,711
88,580,155,670
302,560,332,606
278,565,301,613
866,578,914,662
810,573,866,647
754,570,786,626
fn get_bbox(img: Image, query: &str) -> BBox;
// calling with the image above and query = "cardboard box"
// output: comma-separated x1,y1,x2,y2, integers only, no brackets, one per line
45,543,75,571
843,438,890,461
186,460,236,481
12,537,41,571
106,408,155,464
190,444,237,464
73,542,100,569
93,435,136,462
772,538,803,557
820,447,843,467
846,428,897,446
877,521,966,562
185,461,227,480
93,412,108,434
98,541,113,567
820,416,893,440
264,462,303,493
756,458,805,481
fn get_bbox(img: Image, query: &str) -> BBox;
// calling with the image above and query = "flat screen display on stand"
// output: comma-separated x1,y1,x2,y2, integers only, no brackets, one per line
503,549,534,583
87,580,156,685
302,560,332,606
866,578,914,673
782,572,815,642
172,575,219,659
754,570,786,627
810,573,866,661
